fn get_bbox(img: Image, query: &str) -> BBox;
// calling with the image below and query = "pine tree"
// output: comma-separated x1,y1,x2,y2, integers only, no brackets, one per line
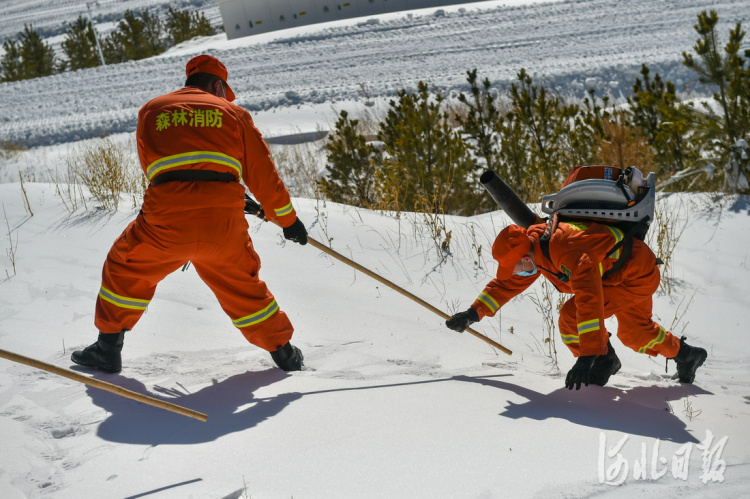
103,10,165,64
628,64,701,183
456,69,502,173
1,25,57,81
0,40,24,82
141,9,166,56
321,110,378,207
19,24,57,79
560,88,609,169
506,69,572,195
498,111,534,201
61,16,102,71
682,10,749,192
377,82,479,215
165,7,216,46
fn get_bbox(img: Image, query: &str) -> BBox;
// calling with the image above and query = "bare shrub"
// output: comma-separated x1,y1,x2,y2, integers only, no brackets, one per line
269,139,325,200
0,140,26,160
66,136,145,211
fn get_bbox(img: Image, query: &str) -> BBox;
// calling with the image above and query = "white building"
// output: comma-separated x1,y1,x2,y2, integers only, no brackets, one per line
217,0,487,39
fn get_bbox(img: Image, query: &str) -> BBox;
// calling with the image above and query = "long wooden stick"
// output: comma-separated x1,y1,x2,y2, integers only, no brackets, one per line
244,197,512,355
306,237,512,356
0,348,208,421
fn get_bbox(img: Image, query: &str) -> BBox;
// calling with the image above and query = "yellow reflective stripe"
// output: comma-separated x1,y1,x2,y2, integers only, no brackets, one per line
98,285,150,310
274,202,294,217
605,226,624,259
599,262,603,276
560,333,579,344
567,222,588,231
146,151,241,180
638,325,667,353
477,292,499,313
233,300,279,328
577,319,600,334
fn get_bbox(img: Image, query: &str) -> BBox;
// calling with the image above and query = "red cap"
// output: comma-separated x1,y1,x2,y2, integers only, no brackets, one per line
185,55,236,102
492,225,531,279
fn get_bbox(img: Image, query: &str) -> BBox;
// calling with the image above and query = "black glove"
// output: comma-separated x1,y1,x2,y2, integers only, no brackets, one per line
283,218,308,245
565,355,597,390
445,307,479,332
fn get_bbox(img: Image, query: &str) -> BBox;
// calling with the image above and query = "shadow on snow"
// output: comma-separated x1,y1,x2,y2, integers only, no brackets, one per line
456,375,710,444
83,369,709,446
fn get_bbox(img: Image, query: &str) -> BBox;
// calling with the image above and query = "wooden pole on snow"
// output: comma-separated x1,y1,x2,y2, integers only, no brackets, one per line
0,348,208,422
244,196,511,356
306,237,513,355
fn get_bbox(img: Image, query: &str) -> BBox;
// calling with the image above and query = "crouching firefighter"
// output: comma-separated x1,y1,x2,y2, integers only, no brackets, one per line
72,55,306,373
446,166,707,389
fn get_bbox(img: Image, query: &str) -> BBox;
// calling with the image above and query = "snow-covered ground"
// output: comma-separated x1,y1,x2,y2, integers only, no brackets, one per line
1,183,749,498
2,0,748,146
1,0,750,497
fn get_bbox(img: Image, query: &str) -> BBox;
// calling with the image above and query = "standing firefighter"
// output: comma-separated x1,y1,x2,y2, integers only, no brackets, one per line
448,167,707,389
72,55,307,373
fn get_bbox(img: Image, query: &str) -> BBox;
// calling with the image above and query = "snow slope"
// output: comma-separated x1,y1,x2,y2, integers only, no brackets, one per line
1,0,748,146
1,183,749,498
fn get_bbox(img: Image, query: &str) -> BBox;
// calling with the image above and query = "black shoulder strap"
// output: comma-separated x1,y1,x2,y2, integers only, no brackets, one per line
598,216,650,279
538,238,570,282
537,216,571,283
602,237,633,279
604,217,650,259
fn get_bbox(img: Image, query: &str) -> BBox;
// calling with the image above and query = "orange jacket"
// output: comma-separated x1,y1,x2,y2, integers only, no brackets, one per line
136,87,296,227
472,221,658,356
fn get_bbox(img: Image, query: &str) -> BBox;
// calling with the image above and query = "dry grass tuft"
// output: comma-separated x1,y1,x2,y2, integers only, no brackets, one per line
66,136,145,211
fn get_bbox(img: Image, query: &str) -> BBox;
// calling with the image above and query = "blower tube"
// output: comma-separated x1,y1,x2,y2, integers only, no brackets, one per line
480,170,542,229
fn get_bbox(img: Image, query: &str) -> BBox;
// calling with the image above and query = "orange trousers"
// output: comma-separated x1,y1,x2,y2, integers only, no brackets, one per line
94,210,294,351
558,244,681,358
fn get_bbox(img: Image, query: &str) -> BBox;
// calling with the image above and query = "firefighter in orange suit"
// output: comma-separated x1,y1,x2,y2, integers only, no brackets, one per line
72,55,306,373
445,222,707,389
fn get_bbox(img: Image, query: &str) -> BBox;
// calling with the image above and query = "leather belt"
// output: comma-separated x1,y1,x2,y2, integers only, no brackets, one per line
151,170,237,185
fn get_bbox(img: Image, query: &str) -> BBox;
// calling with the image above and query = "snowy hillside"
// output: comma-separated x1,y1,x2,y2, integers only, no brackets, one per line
1,183,749,498
2,0,749,146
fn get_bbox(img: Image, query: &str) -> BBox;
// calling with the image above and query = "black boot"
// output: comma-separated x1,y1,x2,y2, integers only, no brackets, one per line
270,342,304,371
588,340,621,387
670,336,707,384
71,331,125,373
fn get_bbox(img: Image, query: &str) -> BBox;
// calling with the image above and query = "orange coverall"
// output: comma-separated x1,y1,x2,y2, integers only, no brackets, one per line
472,221,681,358
95,87,297,351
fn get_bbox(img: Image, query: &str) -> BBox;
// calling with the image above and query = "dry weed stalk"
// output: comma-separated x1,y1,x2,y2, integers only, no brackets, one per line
269,138,325,200
683,396,702,421
529,279,566,368
3,204,18,276
466,223,487,273
664,398,674,413
47,161,88,213
647,197,687,295
313,198,333,248
18,172,33,216
669,291,695,337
